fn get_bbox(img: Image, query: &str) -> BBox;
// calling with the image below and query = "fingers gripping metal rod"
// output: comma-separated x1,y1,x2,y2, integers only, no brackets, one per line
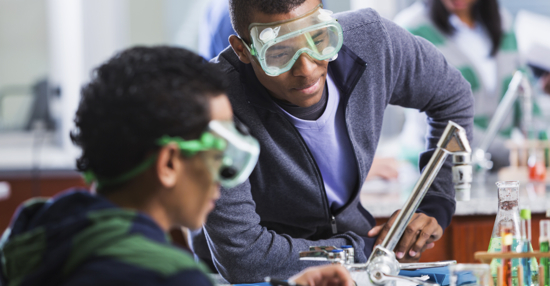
377,121,471,253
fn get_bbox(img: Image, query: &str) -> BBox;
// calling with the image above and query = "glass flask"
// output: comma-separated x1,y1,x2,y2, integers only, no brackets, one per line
487,181,539,286
518,208,533,286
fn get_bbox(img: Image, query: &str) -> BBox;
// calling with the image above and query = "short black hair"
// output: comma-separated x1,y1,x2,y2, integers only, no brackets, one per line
428,0,502,56
229,0,309,42
71,46,227,193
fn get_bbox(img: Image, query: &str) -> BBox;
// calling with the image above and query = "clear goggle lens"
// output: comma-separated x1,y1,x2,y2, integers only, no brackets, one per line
247,4,343,76
263,26,341,71
207,120,260,188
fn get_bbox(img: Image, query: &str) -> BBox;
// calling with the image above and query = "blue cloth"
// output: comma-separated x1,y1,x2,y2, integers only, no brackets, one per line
400,266,477,286
276,75,358,211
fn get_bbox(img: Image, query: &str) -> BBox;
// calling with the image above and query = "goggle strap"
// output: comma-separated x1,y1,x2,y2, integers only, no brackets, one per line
157,133,226,157
83,132,227,189
304,32,320,54
240,38,257,56
83,155,158,189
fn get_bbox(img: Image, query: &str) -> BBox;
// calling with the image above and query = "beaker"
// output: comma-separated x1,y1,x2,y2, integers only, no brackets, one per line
487,181,539,286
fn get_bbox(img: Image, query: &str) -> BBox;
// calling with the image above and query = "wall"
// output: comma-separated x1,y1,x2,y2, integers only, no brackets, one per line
0,0,49,130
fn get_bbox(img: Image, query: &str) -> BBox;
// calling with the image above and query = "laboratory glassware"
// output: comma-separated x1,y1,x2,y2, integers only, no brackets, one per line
518,208,534,286
540,131,549,168
488,181,538,286
501,220,513,286
540,220,550,286
528,149,547,182
449,264,491,286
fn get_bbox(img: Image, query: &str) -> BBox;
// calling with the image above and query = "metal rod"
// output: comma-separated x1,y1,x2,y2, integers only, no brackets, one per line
377,121,471,253
380,148,448,252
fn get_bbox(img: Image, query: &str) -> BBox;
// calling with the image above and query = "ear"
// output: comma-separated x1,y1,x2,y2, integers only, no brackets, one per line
156,144,183,188
229,35,252,64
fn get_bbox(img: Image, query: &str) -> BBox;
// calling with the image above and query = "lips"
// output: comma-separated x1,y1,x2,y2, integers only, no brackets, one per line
449,0,468,9
294,78,321,94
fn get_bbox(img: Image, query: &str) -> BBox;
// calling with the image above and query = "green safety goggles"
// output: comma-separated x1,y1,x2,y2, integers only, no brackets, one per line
242,4,343,77
83,120,260,189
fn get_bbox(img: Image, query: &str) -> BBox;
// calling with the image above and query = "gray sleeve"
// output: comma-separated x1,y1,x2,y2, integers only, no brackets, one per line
382,18,474,228
202,179,369,283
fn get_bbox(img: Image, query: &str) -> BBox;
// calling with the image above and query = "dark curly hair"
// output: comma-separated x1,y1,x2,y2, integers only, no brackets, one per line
71,46,227,192
229,0,313,42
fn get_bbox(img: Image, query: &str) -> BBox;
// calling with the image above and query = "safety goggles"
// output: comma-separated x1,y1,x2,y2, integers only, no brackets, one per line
83,120,260,189
242,4,343,76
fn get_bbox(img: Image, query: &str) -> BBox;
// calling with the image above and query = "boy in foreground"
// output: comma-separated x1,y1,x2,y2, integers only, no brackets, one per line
0,47,353,286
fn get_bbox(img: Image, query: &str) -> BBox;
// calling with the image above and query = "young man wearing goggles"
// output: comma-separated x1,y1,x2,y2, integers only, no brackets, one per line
0,47,354,286
192,0,475,283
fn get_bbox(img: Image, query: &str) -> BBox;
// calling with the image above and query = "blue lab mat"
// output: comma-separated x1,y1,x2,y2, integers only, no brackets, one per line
400,266,477,286
231,266,477,286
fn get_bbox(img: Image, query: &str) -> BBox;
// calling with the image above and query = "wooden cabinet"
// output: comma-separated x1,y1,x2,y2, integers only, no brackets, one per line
0,173,87,232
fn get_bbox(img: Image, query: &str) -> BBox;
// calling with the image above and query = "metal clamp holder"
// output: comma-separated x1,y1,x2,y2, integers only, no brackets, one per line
299,246,348,265
472,70,533,172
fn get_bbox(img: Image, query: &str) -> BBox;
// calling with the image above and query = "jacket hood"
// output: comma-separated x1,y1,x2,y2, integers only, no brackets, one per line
0,190,162,286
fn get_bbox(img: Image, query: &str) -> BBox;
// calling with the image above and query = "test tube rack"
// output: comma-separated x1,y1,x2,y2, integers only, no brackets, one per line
475,251,550,286
475,251,550,264
498,139,550,183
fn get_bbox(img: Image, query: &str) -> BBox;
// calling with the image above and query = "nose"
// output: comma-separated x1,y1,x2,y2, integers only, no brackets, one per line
291,53,318,77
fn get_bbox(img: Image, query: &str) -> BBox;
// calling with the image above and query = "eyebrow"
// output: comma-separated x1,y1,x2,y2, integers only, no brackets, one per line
267,30,326,52
311,30,324,39
268,45,293,51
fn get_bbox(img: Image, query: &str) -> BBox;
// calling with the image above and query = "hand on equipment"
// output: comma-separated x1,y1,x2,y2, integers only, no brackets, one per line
367,210,442,262
288,264,355,286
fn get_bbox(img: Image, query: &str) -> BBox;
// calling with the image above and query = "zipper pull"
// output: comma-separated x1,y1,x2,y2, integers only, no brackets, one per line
331,215,338,234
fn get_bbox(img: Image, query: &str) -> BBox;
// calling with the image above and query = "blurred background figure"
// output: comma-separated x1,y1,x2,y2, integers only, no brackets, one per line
394,0,525,171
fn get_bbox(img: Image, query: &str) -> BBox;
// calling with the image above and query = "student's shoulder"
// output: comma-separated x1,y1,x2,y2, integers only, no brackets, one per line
334,7,382,32
64,257,214,286
92,233,211,276
212,46,239,74
64,235,214,285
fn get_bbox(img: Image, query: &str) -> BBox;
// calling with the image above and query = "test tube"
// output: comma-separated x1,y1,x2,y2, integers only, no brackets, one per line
501,221,513,286
519,209,532,286
540,220,550,286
